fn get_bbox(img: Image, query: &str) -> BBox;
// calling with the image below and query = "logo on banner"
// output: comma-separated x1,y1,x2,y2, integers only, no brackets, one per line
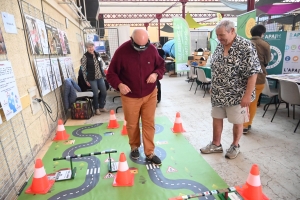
264,34,281,40
293,56,299,62
291,45,297,50
285,56,291,61
289,32,300,38
285,45,289,50
267,46,282,69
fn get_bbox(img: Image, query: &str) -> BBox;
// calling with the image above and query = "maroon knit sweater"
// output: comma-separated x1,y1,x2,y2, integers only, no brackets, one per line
106,40,165,98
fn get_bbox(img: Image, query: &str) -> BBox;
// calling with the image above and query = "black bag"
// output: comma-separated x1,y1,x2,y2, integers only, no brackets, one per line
71,99,93,119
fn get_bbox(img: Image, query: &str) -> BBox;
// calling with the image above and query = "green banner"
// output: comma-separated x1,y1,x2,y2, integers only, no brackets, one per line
237,10,256,39
263,31,287,74
173,17,190,72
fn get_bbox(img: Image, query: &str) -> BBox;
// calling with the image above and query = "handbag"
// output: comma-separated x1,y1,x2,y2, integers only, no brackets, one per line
71,99,93,119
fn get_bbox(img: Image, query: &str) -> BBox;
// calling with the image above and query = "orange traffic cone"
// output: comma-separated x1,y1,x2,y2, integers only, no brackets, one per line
53,119,69,141
121,119,128,135
25,159,55,194
107,110,119,129
236,164,269,200
113,152,134,187
171,112,185,133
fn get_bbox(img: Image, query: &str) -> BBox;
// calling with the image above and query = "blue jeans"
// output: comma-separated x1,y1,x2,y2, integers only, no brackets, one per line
89,78,107,109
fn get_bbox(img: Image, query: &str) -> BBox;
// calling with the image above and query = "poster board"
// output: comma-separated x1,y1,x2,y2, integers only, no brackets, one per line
282,31,300,74
34,59,51,96
0,61,22,121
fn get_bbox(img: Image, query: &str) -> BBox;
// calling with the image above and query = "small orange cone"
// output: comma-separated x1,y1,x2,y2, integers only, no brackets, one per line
121,119,128,135
107,110,119,129
53,119,69,141
236,164,269,200
171,112,185,133
25,159,55,194
113,152,134,187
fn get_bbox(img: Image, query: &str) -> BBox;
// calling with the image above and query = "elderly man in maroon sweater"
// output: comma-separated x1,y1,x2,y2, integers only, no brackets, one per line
107,28,165,165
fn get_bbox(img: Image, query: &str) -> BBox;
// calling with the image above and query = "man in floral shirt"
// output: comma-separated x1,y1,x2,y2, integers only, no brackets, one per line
200,20,261,159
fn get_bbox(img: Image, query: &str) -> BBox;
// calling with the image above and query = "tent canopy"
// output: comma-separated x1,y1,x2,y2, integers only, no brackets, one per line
160,23,173,33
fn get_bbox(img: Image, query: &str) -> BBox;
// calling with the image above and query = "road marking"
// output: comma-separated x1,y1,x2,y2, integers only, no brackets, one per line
90,181,92,184
76,191,79,193
57,197,60,199
70,193,73,195
63,194,67,196
94,168,97,174
82,188,85,191
87,185,89,187
86,169,89,175
98,167,100,173
149,165,153,169
90,169,93,175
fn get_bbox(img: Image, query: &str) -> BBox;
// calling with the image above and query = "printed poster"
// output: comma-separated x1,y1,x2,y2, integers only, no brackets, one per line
50,58,62,87
58,57,69,80
64,57,76,80
51,27,63,55
34,59,51,96
24,14,43,55
35,19,49,54
45,24,57,54
263,31,287,75
0,61,22,121
237,10,256,39
173,17,191,72
58,29,71,54
282,31,300,74
1,12,17,34
0,27,7,54
45,58,57,90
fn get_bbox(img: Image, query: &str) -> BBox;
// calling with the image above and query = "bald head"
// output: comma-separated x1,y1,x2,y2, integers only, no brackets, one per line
131,29,149,46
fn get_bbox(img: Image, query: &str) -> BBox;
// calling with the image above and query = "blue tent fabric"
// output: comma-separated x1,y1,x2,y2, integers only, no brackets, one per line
162,39,175,58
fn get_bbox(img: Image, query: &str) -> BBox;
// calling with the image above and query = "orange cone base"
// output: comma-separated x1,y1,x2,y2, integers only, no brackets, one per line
112,172,134,187
53,131,70,141
171,124,186,133
25,179,55,194
236,186,269,200
107,121,119,129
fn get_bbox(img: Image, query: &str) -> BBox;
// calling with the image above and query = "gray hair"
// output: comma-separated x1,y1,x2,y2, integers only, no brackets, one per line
215,20,235,32
85,41,94,48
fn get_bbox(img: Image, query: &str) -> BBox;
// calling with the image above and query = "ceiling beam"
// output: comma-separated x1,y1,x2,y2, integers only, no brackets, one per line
102,13,235,19
104,21,217,27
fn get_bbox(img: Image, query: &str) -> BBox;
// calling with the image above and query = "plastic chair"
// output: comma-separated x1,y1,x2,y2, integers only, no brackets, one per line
188,66,198,91
261,78,279,117
195,68,211,97
271,80,300,132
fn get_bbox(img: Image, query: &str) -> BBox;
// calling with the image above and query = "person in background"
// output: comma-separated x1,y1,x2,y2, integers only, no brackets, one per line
106,28,165,165
81,41,108,115
243,24,271,134
200,20,261,159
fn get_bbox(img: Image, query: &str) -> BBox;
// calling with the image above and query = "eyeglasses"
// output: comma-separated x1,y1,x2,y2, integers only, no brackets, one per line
130,37,150,51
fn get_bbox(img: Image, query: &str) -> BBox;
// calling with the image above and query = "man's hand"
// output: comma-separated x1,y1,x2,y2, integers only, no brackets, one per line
86,81,91,87
240,95,251,107
146,73,158,84
118,83,131,95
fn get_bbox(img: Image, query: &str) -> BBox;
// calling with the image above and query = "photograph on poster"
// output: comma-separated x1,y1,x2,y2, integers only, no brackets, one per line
58,29,67,54
0,27,7,54
36,19,49,54
86,34,105,53
24,14,43,55
50,58,62,87
76,33,85,54
0,61,22,121
34,59,51,96
45,58,57,90
45,24,57,54
52,27,63,55
64,57,76,80
58,57,69,80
